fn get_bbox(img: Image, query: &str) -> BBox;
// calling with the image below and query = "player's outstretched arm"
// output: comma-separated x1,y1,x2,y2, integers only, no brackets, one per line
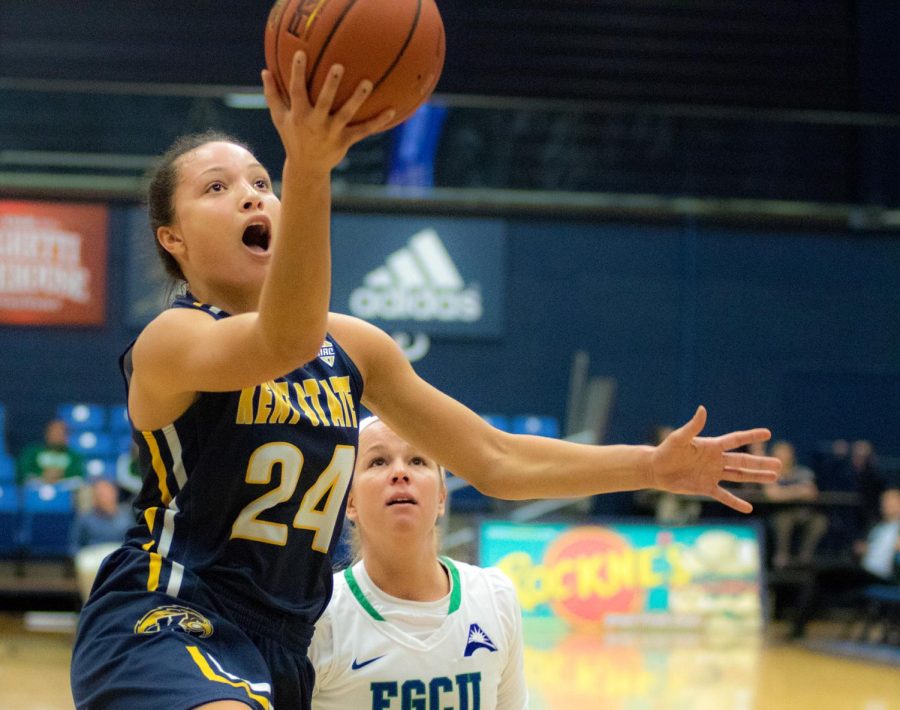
257,53,396,366
330,314,780,512
645,406,780,513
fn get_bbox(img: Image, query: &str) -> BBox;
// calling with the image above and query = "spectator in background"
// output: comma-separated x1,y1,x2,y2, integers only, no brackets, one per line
818,439,886,544
765,440,829,568
16,418,85,486
790,487,900,639
819,438,852,488
115,441,142,502
850,440,885,530
69,478,134,601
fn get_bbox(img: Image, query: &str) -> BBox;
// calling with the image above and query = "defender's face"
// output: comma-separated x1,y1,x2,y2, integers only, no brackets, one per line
160,141,280,295
348,421,446,540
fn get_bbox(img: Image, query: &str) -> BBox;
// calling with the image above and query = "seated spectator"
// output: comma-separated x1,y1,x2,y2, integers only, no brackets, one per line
115,441,142,502
765,440,828,568
17,418,85,486
790,487,900,639
69,478,134,601
817,438,886,545
850,440,886,531
818,438,852,489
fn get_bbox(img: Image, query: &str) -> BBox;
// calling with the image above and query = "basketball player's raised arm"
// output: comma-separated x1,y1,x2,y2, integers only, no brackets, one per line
131,59,398,404
330,315,781,513
259,54,395,363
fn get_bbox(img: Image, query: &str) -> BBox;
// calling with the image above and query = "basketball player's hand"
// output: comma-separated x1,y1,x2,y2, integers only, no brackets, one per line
262,51,396,173
648,406,781,513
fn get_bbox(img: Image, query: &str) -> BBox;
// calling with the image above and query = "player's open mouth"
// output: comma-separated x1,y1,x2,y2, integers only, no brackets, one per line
242,222,271,254
386,495,417,506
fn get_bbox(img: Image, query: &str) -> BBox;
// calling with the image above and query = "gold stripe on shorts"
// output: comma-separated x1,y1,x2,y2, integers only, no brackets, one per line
186,646,270,709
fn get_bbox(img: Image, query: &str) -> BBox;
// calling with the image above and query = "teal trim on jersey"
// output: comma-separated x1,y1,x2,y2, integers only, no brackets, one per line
440,556,462,615
344,558,462,621
344,567,386,621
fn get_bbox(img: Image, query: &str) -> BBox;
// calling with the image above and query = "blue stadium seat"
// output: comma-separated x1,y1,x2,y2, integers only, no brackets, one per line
21,485,76,557
108,404,131,433
57,402,106,430
852,584,900,645
116,433,135,457
480,414,510,432
862,584,900,608
84,457,118,482
0,453,15,483
70,430,114,457
0,484,21,557
510,415,561,438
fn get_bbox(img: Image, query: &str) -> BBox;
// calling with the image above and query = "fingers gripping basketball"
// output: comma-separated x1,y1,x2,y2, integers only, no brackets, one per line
265,0,446,129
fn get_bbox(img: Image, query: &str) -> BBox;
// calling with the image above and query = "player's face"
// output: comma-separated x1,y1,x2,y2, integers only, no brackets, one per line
159,141,279,298
349,421,446,540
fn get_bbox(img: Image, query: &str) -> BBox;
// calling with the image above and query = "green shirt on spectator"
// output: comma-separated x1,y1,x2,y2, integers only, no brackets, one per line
17,443,85,484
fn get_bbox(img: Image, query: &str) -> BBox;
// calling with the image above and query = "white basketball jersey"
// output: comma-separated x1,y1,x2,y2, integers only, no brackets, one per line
310,557,528,710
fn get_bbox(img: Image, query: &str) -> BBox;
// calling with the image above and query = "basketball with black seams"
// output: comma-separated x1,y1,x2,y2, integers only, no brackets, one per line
265,0,445,129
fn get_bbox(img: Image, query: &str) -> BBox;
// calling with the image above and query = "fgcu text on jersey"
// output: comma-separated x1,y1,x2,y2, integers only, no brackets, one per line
310,559,528,710
370,673,484,710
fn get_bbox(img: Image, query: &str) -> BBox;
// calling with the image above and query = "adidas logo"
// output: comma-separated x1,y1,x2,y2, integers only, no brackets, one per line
463,623,498,657
318,340,335,367
349,229,483,323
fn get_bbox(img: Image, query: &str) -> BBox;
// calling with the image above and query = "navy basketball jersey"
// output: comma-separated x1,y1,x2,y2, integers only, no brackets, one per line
119,294,363,622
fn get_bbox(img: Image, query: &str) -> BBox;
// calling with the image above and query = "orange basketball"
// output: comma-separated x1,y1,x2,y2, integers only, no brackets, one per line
265,0,445,129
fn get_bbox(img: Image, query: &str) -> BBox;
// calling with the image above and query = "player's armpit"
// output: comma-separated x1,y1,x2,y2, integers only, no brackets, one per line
327,313,510,495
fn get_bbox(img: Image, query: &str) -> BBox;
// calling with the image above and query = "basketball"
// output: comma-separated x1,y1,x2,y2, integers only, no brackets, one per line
265,0,446,129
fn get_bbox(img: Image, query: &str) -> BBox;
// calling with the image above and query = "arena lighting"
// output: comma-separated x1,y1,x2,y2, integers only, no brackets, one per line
223,92,268,109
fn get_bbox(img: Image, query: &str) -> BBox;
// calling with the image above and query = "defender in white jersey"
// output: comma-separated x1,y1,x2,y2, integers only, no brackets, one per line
309,417,528,709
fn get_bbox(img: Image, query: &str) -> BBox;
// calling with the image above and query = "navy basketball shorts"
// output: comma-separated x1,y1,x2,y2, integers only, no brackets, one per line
71,552,314,710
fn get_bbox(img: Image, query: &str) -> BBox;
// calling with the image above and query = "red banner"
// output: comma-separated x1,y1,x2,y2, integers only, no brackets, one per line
0,201,108,326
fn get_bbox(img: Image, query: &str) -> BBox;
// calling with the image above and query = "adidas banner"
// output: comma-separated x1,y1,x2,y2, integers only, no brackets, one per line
331,215,506,338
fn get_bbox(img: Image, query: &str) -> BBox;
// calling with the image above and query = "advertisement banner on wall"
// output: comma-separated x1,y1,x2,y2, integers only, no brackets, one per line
480,521,763,632
0,201,108,326
332,215,506,338
121,210,508,339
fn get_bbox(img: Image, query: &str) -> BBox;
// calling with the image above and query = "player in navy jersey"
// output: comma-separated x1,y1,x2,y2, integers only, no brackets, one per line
71,54,395,710
70,52,781,710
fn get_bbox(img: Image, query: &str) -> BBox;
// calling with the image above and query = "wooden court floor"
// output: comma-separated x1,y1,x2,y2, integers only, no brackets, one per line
2,612,898,709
